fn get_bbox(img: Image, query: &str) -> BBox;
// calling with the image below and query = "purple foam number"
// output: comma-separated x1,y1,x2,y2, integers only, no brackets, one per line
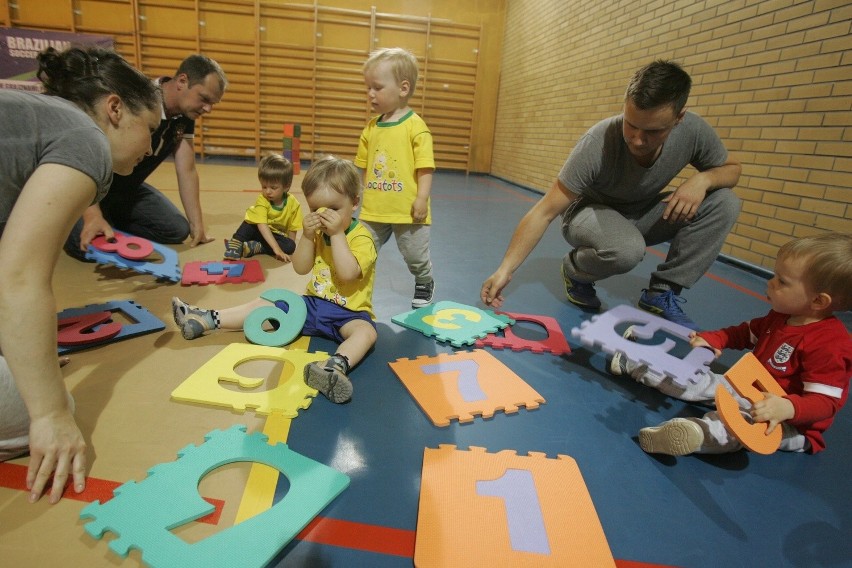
421,360,486,402
477,468,551,555
570,304,714,386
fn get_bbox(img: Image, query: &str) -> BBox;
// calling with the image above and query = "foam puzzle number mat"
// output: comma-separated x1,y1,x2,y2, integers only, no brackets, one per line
86,230,181,282
716,352,786,455
388,350,545,426
244,289,308,347
180,260,264,286
475,311,571,355
570,304,714,386
80,424,350,568
415,445,614,567
171,343,328,416
391,301,514,347
57,300,165,354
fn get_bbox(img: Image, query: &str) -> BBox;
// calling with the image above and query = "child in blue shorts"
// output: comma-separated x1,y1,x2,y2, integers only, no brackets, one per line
172,156,378,404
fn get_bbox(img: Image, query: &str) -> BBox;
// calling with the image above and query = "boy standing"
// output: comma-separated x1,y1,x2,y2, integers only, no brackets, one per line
355,47,437,308
611,233,852,455
173,157,377,404
224,154,303,261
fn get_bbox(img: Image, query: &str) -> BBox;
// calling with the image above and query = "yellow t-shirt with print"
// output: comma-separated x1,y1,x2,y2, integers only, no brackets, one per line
304,219,377,319
244,193,303,235
354,110,435,224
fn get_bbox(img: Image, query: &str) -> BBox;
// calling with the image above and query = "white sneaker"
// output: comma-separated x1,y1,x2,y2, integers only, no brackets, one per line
639,418,704,455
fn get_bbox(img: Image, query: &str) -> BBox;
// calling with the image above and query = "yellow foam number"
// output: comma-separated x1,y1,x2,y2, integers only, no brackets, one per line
716,352,786,455
171,343,327,416
422,308,482,330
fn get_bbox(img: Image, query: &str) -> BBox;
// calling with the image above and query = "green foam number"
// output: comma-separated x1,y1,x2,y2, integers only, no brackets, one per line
244,289,307,347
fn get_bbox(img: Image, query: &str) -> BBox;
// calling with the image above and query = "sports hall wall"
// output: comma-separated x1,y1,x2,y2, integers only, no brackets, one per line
1,0,505,173
491,0,851,272
3,0,849,271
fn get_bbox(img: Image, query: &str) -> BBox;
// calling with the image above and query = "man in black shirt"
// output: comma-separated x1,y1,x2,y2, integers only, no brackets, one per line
65,54,227,259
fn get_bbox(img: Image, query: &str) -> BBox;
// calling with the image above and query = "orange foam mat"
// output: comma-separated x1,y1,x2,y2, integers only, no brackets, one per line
415,445,615,567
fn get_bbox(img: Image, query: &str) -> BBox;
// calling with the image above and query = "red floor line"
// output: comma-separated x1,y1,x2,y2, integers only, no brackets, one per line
645,247,769,303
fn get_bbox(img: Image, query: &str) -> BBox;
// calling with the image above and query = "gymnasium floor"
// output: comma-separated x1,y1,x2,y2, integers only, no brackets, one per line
0,161,849,568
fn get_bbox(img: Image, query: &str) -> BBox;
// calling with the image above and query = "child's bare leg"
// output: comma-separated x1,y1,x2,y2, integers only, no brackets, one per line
304,320,377,404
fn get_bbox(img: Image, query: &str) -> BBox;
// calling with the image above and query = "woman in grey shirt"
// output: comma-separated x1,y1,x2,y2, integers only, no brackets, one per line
0,46,160,504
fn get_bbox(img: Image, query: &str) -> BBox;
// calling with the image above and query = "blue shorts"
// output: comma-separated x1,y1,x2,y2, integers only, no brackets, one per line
274,295,374,344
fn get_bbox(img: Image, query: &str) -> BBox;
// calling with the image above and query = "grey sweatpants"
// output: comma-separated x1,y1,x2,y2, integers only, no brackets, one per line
361,221,433,284
560,188,740,289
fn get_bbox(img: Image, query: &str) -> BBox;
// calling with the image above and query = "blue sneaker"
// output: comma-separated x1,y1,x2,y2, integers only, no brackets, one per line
638,289,699,331
561,266,601,310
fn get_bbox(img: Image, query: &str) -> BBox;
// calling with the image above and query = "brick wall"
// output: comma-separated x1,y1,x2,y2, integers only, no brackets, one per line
492,0,851,270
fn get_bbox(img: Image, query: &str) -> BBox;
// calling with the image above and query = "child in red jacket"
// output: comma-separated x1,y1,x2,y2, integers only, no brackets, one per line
611,233,852,455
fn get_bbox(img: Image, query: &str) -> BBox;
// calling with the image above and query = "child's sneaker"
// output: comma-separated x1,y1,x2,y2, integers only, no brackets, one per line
223,238,243,260
242,240,264,258
171,297,216,340
638,289,699,331
562,266,601,310
304,360,353,403
639,418,704,455
412,280,435,308
609,325,637,376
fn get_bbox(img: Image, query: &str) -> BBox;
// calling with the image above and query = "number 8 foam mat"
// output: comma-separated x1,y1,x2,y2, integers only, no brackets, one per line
415,445,614,567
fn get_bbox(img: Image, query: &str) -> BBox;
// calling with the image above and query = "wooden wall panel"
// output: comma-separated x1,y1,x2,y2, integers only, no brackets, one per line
7,0,500,172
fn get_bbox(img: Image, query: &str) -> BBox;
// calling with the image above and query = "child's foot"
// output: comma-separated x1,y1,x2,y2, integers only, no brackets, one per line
639,418,704,455
171,297,216,340
608,325,638,376
304,360,353,403
412,279,435,308
224,238,243,260
242,240,263,258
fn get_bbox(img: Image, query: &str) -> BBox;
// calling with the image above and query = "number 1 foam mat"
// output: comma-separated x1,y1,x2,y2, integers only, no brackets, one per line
415,445,614,567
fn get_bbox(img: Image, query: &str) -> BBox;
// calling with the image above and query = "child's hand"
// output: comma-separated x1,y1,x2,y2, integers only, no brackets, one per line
688,332,721,358
274,250,291,263
750,393,795,435
411,197,428,223
302,210,324,236
317,207,347,236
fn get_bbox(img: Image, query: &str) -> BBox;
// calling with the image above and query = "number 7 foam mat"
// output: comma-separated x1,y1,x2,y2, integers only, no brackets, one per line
388,350,545,427
415,445,614,567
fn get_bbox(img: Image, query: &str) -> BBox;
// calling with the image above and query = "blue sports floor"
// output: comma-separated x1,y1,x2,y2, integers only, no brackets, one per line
0,168,849,568
271,172,852,568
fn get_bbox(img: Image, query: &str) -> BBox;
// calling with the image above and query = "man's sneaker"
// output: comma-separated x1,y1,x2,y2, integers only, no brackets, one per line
638,289,699,331
562,267,601,310
639,418,704,455
304,361,353,403
412,280,435,308
171,297,215,340
223,238,242,260
242,240,264,258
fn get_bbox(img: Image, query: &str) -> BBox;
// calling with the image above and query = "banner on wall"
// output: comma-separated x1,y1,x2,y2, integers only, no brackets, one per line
0,27,114,91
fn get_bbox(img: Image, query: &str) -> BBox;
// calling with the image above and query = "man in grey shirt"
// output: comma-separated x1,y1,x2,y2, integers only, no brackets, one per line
481,60,741,330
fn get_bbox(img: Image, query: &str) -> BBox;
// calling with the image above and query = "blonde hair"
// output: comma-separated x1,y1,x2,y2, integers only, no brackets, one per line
778,233,852,311
301,155,361,203
364,47,418,100
258,153,293,188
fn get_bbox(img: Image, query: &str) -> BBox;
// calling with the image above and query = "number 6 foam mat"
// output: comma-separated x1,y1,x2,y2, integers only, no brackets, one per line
80,425,350,568
415,445,614,567
388,349,545,426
